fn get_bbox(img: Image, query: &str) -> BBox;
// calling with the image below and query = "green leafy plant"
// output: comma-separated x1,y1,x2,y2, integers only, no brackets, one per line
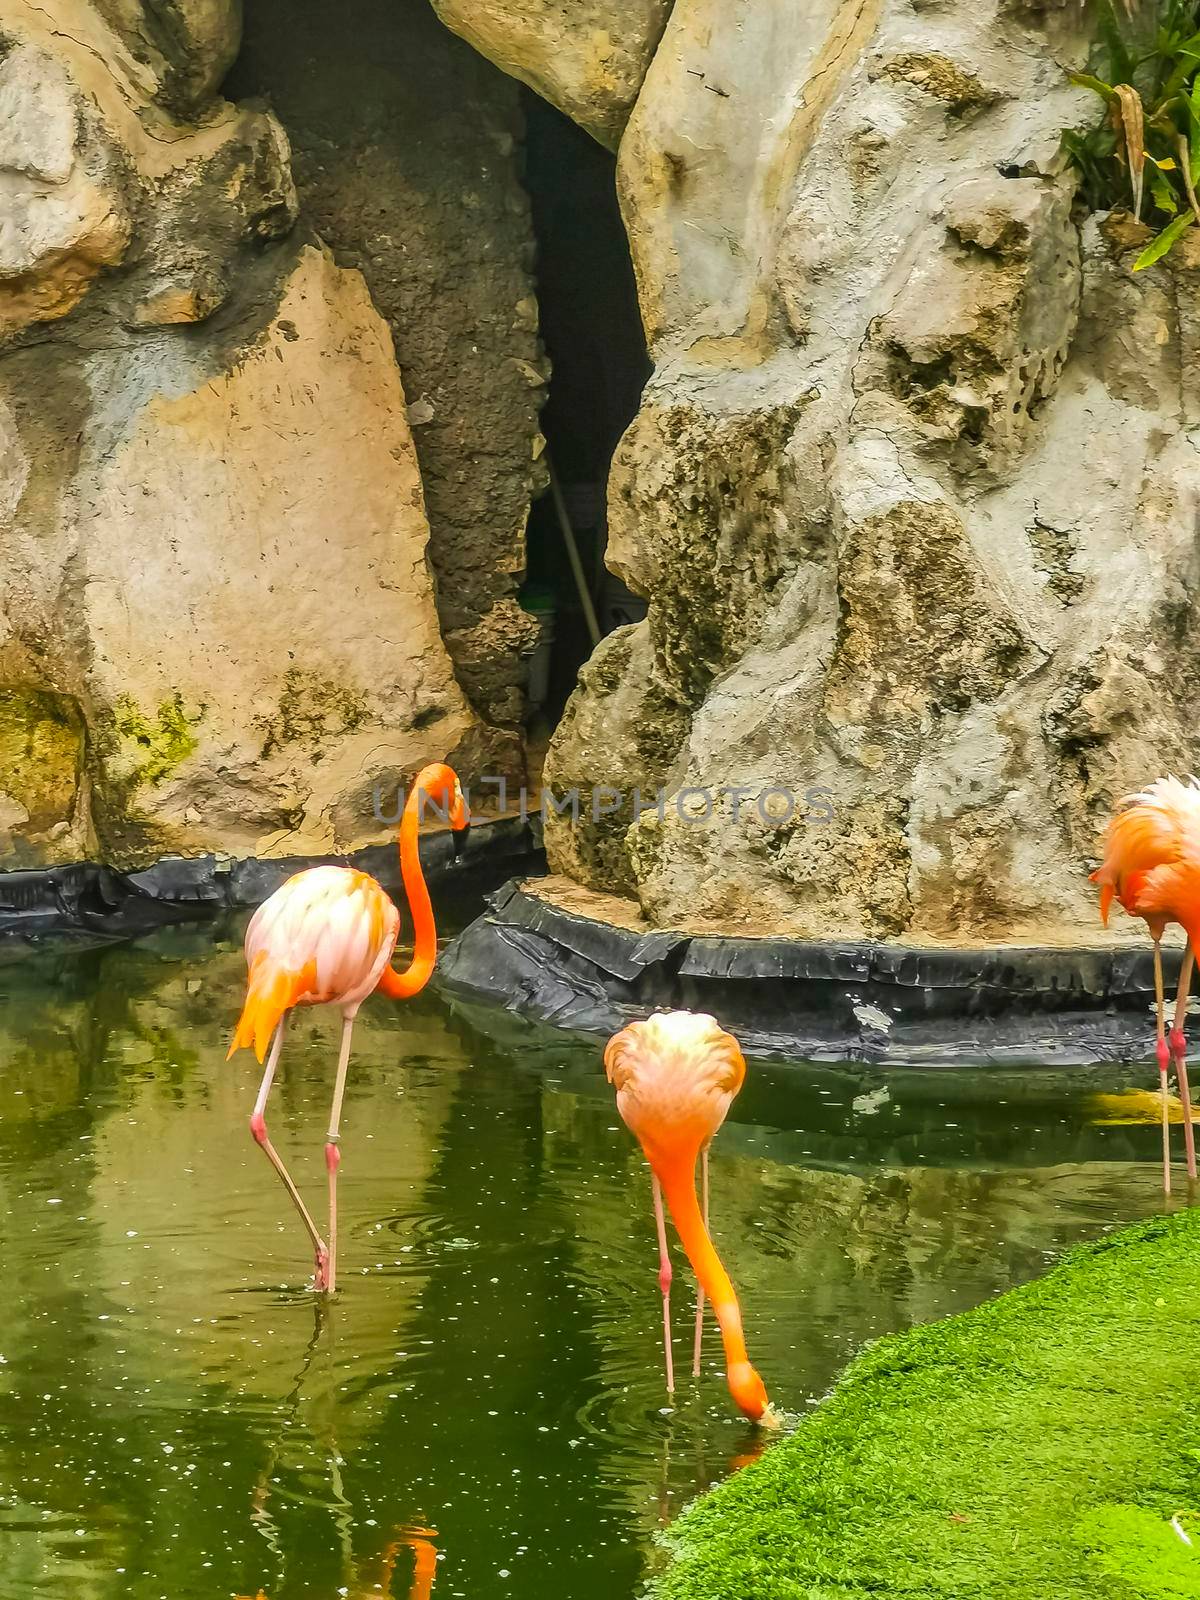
1063,0,1200,267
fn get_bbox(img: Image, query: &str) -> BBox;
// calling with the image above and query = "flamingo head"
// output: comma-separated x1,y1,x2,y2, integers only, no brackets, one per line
412,763,470,841
727,1360,770,1422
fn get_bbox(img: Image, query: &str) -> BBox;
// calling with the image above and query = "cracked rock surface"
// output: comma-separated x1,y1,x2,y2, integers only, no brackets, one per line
544,0,1199,944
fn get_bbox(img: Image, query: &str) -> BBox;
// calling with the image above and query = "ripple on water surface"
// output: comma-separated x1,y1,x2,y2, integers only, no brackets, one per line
0,927,1172,1599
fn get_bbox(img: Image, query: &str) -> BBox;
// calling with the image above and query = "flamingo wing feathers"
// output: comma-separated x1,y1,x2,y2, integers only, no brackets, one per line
604,1011,746,1153
229,868,400,1060
1093,776,1200,927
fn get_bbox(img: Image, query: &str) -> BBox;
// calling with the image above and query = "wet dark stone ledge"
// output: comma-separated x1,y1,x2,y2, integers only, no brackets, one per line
0,817,538,949
437,878,1168,1068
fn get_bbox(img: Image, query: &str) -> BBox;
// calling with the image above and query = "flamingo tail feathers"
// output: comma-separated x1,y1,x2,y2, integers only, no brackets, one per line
228,955,317,1062
1096,877,1115,926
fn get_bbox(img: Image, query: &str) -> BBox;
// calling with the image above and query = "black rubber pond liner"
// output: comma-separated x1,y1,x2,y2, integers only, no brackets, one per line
436,878,1169,1067
0,817,539,949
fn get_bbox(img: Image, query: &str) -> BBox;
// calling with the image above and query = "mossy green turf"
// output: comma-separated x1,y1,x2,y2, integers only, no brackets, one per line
657,1209,1200,1599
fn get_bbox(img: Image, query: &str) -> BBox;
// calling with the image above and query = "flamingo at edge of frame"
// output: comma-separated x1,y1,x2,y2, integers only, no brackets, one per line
1091,773,1200,1194
604,1009,773,1424
227,761,469,1293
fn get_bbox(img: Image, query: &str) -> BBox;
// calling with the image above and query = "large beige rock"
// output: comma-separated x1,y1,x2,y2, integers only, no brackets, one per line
0,239,478,865
546,0,1200,945
77,245,475,860
619,0,884,351
428,0,672,148
0,44,131,334
0,2,490,867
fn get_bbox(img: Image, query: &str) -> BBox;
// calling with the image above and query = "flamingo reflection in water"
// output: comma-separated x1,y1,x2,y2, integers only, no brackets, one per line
234,1525,439,1600
376,1527,440,1600
241,1304,441,1599
235,1528,437,1600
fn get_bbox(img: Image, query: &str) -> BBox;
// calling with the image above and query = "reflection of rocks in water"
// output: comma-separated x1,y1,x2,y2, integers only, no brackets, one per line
0,929,247,1133
0,958,96,1124
85,1000,465,1406
0,1496,116,1600
737,1155,1159,1343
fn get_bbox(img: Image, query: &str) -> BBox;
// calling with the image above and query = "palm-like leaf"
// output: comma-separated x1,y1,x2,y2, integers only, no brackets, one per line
1067,0,1200,266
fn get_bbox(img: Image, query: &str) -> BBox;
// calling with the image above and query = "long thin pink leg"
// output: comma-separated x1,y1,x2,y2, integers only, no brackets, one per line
692,1147,709,1377
249,1012,330,1288
1154,940,1172,1197
1170,946,1197,1184
323,1012,357,1296
651,1173,675,1396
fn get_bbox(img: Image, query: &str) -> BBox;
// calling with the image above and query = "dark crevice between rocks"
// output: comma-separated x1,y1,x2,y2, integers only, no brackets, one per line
227,0,546,777
518,88,651,764
226,4,654,790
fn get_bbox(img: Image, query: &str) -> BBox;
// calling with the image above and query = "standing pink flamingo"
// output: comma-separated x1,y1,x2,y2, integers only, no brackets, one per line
604,1010,770,1422
1091,774,1200,1193
228,763,468,1292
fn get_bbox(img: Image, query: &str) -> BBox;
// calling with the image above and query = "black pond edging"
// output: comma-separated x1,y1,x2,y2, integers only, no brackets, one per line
436,878,1168,1067
0,817,539,947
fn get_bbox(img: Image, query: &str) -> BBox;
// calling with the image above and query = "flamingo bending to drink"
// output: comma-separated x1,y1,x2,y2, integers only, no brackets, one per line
228,762,468,1291
1091,773,1200,1193
604,1010,770,1422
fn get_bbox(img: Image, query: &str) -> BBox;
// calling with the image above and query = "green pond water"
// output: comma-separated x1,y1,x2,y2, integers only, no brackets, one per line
0,905,1174,1600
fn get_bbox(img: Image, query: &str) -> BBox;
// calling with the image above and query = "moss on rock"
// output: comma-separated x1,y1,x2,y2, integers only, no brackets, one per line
108,693,201,789
87,693,203,866
657,1209,1200,1600
259,668,366,758
0,685,85,836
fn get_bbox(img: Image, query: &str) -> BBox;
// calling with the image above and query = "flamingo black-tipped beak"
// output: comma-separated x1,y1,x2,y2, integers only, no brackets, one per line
451,822,470,864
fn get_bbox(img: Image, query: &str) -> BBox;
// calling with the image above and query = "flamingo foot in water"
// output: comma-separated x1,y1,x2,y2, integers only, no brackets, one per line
1158,1038,1172,1196
312,1244,332,1295
1170,1028,1198,1183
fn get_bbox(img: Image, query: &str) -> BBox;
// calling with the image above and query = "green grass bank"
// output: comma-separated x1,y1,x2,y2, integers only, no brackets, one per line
657,1209,1200,1599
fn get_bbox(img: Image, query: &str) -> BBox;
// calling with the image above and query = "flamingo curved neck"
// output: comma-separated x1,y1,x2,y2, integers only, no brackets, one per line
378,787,437,1000
655,1145,755,1390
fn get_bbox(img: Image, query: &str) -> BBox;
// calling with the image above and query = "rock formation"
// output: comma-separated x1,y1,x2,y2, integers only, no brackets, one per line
429,0,673,149
0,0,544,868
3,0,1193,948
541,0,1200,945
